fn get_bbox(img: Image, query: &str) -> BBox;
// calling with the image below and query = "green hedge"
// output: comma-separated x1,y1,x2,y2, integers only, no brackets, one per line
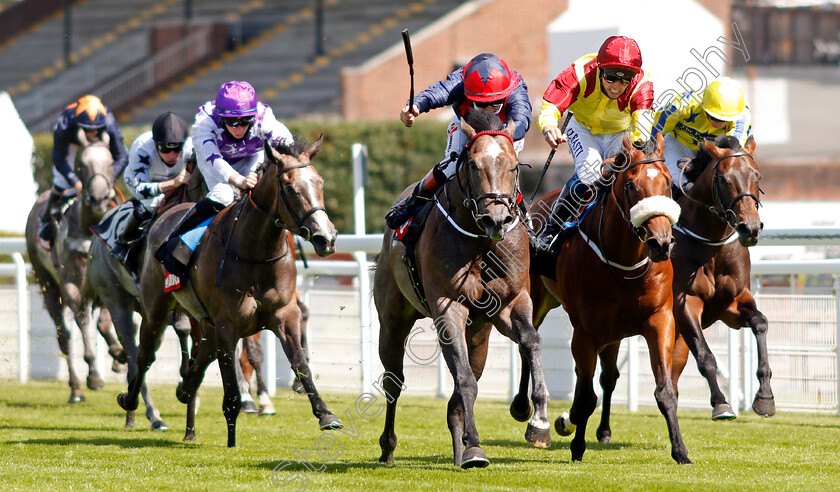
31,119,448,234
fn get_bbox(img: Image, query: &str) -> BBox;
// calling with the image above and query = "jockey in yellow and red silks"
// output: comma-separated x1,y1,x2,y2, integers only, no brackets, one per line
654,76,752,190
535,35,656,252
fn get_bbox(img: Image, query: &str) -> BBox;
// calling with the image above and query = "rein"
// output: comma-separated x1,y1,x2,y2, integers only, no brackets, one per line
610,156,667,242
678,151,762,230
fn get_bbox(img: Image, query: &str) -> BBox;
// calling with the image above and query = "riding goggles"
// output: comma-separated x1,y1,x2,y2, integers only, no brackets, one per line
601,69,634,85
221,116,255,128
473,99,505,114
156,142,184,154
706,113,727,124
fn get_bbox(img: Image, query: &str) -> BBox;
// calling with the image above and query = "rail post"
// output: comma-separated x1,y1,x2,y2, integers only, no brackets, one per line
353,143,373,393
14,253,28,384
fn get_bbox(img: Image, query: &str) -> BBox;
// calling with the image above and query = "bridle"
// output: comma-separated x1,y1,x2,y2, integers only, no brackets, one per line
452,130,522,233
247,157,326,241
77,143,116,206
609,155,668,243
678,151,762,229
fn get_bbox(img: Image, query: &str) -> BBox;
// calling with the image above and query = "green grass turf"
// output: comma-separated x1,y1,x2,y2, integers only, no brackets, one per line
0,379,838,491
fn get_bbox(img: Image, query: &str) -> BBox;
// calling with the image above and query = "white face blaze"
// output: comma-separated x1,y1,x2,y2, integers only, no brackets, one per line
483,139,503,160
646,168,660,179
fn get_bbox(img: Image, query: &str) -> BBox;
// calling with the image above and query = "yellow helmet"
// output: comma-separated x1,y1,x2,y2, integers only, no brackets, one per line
702,77,745,122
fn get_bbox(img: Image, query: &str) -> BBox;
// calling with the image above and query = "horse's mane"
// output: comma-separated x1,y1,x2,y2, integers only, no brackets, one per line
272,135,310,157
463,108,504,133
684,134,741,183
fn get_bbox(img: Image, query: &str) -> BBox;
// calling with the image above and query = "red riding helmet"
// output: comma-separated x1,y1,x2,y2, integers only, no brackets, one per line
597,36,643,74
462,53,517,102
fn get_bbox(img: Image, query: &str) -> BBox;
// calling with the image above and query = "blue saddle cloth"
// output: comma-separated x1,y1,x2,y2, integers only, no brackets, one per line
180,217,214,251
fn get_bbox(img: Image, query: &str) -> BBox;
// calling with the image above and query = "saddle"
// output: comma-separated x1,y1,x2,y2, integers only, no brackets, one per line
393,196,437,315
90,200,153,272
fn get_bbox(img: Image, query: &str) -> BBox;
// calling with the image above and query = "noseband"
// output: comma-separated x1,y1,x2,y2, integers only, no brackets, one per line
610,156,667,242
454,131,522,231
247,159,326,241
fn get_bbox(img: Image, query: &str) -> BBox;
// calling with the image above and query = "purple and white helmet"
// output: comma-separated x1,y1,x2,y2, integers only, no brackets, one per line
215,81,258,117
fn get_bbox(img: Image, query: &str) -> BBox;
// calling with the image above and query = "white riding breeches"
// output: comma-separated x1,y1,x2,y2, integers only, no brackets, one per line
663,135,696,188
203,153,263,206
565,116,624,187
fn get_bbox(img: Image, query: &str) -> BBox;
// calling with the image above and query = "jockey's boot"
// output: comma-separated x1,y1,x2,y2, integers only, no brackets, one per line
535,178,593,253
154,198,224,277
38,188,63,243
111,214,140,264
385,166,444,230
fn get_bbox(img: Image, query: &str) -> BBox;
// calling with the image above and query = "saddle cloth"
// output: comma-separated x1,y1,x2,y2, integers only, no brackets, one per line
90,203,134,249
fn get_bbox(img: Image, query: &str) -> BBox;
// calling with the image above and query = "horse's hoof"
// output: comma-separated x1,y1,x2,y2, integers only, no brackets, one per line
241,400,258,414
525,422,552,448
259,404,276,416
509,398,533,422
555,412,575,437
68,393,85,404
319,413,343,430
117,392,138,411
125,411,136,430
460,447,490,469
175,382,190,404
151,420,170,432
183,431,196,442
111,360,127,374
111,347,128,365
378,453,395,464
87,373,105,391
712,403,736,420
752,395,776,417
597,429,611,444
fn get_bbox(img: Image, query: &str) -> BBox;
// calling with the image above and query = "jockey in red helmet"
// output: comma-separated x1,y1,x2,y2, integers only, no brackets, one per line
535,36,656,252
38,95,128,244
385,53,532,229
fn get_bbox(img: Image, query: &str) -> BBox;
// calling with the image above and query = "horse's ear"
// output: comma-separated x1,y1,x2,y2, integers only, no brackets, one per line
264,140,279,163
306,134,323,160
76,128,89,147
461,117,476,141
655,131,664,154
503,118,515,141
702,138,720,157
743,135,756,154
100,131,110,147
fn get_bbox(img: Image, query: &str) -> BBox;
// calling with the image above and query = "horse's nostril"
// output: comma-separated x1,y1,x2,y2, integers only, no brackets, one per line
502,215,514,225
480,216,495,230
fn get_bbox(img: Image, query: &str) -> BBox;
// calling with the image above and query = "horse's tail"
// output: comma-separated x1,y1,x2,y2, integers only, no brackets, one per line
369,253,379,272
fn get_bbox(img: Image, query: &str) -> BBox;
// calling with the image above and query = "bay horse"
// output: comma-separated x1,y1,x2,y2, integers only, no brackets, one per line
517,132,691,464
24,131,124,403
374,109,551,469
118,136,343,447
669,134,773,419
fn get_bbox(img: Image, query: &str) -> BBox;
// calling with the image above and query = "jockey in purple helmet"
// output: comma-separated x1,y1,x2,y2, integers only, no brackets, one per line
154,81,293,278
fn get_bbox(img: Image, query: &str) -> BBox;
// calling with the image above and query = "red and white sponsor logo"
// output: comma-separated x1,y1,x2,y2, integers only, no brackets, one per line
396,217,413,240
163,271,181,292
447,123,458,135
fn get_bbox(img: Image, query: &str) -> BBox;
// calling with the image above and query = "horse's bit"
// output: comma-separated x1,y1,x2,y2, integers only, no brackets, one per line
454,130,523,233
248,159,326,241
679,151,762,229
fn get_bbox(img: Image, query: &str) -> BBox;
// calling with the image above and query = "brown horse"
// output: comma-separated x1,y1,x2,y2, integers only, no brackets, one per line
520,132,691,464
25,132,124,403
118,136,342,447
669,134,773,419
374,110,551,469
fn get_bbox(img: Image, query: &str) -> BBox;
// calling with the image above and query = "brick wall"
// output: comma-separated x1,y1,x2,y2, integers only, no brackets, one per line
341,0,569,122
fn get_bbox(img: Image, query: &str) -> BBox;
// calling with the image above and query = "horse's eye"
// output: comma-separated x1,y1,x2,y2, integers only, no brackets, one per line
284,184,297,194
625,181,636,193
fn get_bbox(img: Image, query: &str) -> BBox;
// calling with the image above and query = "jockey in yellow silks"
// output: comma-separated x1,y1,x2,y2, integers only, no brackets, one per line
654,76,752,189
535,35,656,252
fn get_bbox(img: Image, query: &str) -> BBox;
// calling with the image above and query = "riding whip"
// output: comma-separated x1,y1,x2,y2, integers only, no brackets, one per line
529,111,573,203
401,29,415,112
